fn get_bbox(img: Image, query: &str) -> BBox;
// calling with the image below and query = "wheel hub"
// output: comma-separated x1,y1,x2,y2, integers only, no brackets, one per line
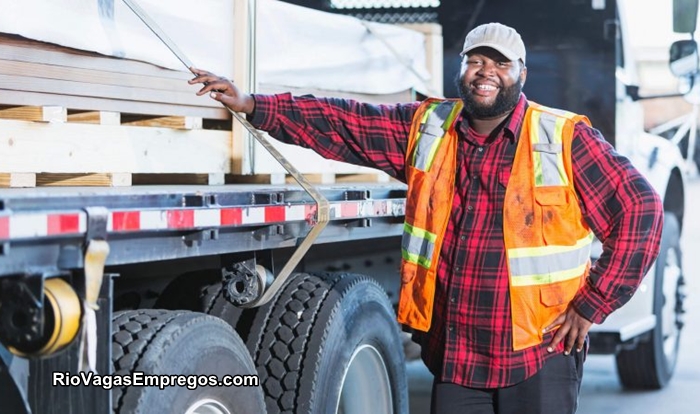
336,344,393,414
661,248,683,365
185,398,232,414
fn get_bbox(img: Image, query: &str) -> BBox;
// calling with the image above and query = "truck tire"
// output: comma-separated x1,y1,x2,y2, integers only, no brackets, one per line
111,309,265,414
615,213,685,389
209,272,408,414
154,270,221,312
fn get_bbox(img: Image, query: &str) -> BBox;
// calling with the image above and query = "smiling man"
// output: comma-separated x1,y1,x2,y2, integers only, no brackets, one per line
190,23,663,414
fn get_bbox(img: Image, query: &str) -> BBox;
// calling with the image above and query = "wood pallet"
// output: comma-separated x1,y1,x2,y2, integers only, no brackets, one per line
0,103,394,188
0,23,406,189
0,104,232,188
226,172,395,185
0,31,239,188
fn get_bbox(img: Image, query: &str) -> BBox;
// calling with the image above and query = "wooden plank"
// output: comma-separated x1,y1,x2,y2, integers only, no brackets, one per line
250,135,390,175
226,174,287,185
67,111,121,125
0,105,66,122
0,73,203,108
0,58,189,93
122,116,203,130
132,173,225,185
335,173,393,183
0,89,229,120
0,35,188,80
0,119,232,174
230,0,256,175
283,173,392,185
36,173,131,187
0,173,36,188
284,173,336,184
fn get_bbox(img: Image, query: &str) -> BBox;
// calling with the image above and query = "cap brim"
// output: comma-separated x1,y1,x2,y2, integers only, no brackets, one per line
460,42,521,62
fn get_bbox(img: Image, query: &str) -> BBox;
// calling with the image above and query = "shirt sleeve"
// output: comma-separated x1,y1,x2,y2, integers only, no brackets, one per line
569,122,664,324
247,93,420,182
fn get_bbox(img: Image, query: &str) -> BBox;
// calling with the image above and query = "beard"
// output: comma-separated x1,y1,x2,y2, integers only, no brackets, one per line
455,73,522,119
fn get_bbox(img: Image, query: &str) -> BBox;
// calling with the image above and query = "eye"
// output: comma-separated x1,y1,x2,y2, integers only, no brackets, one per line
497,61,510,68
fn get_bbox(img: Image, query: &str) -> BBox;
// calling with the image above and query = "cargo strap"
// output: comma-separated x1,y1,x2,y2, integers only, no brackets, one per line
122,0,329,307
79,207,110,373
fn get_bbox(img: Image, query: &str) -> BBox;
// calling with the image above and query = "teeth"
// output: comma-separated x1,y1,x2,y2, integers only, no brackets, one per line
476,84,497,91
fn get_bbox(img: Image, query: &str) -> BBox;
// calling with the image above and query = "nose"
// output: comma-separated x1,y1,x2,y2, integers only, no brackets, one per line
477,61,497,76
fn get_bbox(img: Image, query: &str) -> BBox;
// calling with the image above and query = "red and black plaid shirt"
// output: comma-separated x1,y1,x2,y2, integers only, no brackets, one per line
249,93,664,388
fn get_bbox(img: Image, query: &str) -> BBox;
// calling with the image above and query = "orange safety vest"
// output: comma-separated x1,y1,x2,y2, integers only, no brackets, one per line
397,98,594,350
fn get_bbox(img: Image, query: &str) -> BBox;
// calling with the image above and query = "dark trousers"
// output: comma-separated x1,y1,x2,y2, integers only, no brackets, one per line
430,351,585,414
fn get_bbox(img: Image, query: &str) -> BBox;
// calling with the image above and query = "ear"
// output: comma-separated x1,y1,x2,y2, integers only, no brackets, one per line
519,64,528,87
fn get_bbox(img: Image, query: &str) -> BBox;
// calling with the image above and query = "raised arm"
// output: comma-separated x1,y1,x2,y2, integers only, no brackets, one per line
189,69,419,181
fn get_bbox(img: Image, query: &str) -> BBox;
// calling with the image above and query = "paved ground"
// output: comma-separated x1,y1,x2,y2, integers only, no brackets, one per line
407,177,700,413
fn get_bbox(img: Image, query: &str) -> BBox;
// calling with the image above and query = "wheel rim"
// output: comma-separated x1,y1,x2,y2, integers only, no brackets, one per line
336,344,393,414
661,247,683,367
185,398,233,414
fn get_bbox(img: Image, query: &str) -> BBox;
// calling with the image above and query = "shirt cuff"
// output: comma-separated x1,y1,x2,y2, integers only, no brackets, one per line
571,282,615,324
247,94,280,131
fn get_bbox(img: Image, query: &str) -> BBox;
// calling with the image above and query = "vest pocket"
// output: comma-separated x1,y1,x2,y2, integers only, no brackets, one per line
534,187,576,245
540,283,575,307
539,279,580,330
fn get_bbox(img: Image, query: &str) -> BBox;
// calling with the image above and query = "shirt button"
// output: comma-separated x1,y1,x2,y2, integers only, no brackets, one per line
448,325,454,332
472,174,478,180
450,296,456,303
467,205,474,211
477,147,484,152
455,266,461,272
460,235,467,241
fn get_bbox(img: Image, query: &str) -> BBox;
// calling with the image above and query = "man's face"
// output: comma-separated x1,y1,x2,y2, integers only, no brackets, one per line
455,47,527,119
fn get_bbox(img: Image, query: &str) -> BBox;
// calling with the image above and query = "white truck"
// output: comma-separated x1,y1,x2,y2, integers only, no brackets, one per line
0,0,692,413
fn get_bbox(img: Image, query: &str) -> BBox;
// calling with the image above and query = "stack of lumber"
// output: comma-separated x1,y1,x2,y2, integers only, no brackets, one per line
0,33,398,187
0,33,235,187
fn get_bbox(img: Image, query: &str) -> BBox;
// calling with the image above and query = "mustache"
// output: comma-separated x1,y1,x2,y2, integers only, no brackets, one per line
455,73,522,118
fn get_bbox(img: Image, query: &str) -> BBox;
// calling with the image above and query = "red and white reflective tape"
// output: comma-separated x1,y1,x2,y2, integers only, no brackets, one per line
0,199,406,241
0,212,86,240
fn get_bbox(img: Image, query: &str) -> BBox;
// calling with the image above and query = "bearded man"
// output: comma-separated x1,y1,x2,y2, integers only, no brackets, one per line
190,22,663,414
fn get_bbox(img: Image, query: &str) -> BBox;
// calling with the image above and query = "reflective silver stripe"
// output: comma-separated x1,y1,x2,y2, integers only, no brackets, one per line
508,235,592,288
401,226,436,269
413,101,457,171
509,243,591,278
532,110,568,187
420,123,444,137
532,143,561,153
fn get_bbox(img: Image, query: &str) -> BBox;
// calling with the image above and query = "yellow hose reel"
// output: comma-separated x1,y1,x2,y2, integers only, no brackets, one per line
1,278,82,357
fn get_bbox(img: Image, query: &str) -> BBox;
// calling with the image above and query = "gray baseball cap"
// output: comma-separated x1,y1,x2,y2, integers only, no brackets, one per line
460,23,526,64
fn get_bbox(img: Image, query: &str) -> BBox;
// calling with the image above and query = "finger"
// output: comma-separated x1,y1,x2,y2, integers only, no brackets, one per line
547,321,569,353
188,71,229,86
189,67,219,79
576,331,586,353
210,91,238,109
543,314,566,334
189,74,220,85
196,81,231,96
564,326,578,355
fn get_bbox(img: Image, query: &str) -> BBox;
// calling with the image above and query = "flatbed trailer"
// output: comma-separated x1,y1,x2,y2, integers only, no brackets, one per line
0,183,411,414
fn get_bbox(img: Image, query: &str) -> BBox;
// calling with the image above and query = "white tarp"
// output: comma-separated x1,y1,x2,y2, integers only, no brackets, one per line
256,0,430,94
0,0,431,95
